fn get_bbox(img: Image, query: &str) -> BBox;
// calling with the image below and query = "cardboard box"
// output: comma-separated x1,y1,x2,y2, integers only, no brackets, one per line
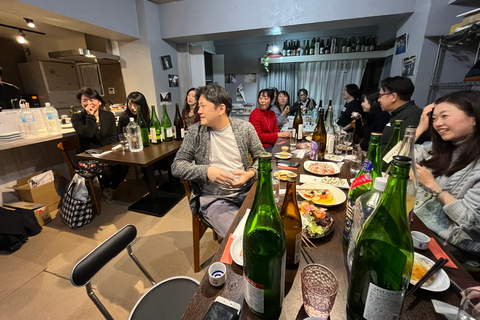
13,172,61,206
4,201,52,226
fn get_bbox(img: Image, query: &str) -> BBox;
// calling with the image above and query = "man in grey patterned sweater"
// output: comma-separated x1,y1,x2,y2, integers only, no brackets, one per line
172,84,264,238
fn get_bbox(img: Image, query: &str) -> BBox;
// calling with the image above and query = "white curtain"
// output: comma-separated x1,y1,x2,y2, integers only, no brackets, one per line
259,59,368,119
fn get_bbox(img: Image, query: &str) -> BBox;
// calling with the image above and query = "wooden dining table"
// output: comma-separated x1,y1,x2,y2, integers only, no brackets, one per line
181,138,479,319
76,139,184,217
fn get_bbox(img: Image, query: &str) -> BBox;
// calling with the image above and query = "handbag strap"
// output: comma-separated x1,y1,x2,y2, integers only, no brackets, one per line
67,182,77,196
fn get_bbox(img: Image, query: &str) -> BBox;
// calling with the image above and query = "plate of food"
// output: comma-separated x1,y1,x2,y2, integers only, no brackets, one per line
410,252,450,292
304,132,313,141
299,201,334,239
275,151,292,159
273,170,293,181
297,182,346,207
318,176,350,189
296,142,311,150
324,154,344,162
304,161,340,175
230,236,243,267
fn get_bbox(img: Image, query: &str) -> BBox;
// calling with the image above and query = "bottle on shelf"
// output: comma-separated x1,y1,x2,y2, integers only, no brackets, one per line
42,102,62,134
136,104,150,147
355,37,361,53
150,104,162,144
311,109,326,161
341,37,347,53
381,119,404,172
161,104,173,142
19,103,38,139
287,41,292,56
279,172,302,269
343,132,382,243
243,153,286,319
365,36,371,52
331,37,338,54
282,41,287,56
174,103,184,140
304,40,310,56
370,35,376,51
319,38,325,55
325,105,335,154
360,36,366,52
309,38,315,55
325,38,331,54
126,117,143,152
346,176,387,271
296,40,302,56
347,156,414,320
292,107,303,141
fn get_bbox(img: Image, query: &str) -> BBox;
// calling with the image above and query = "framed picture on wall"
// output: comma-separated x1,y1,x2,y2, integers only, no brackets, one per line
402,56,416,76
168,74,179,87
161,55,172,70
395,34,408,55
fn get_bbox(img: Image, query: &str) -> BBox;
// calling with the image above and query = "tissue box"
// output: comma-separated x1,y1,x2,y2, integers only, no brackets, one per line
4,201,52,226
13,171,60,206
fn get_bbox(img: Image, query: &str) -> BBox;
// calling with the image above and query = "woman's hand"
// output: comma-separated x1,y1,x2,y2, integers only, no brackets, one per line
281,106,290,116
416,164,438,190
416,103,435,140
278,131,291,138
351,112,361,120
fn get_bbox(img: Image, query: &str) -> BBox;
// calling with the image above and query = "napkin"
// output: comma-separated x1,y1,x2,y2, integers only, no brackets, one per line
429,237,458,269
296,151,305,159
278,166,297,170
277,141,286,145
220,235,235,265
92,150,113,158
431,300,458,320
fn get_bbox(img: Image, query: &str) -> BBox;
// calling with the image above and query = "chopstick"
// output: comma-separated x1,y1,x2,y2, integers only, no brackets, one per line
301,247,315,264
302,234,317,249
406,257,449,296
302,237,313,251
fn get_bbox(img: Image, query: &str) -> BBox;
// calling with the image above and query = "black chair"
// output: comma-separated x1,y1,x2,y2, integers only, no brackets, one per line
71,224,199,320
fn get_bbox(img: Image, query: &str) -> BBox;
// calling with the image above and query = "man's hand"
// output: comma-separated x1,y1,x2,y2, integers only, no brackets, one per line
231,170,255,187
207,166,235,186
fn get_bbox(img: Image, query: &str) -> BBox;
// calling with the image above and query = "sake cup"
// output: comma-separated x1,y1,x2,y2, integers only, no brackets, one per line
208,262,226,287
411,231,430,250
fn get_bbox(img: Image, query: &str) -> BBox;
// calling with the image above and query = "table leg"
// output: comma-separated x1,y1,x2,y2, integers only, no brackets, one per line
145,165,158,203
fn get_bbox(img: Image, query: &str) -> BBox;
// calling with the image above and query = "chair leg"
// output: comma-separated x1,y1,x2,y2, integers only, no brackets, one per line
212,231,218,241
87,178,101,216
192,215,202,273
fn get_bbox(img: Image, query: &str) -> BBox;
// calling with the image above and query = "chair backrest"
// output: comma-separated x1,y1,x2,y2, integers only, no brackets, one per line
57,138,80,179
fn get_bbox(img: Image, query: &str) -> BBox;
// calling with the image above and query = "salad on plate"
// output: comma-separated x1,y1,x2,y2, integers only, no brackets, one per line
299,201,334,238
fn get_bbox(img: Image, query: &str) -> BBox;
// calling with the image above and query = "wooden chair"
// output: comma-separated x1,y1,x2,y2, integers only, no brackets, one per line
182,179,218,273
57,139,101,216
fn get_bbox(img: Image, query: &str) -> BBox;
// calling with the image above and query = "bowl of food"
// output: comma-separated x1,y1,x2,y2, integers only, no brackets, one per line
299,201,334,239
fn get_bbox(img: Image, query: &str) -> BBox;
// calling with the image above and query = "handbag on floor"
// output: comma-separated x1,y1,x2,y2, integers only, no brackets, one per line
60,174,93,229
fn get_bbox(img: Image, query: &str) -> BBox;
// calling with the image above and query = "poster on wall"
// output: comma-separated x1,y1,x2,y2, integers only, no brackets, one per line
244,73,256,83
160,92,172,105
225,74,237,84
395,34,408,55
401,56,416,76
161,55,172,70
236,84,246,102
168,74,179,87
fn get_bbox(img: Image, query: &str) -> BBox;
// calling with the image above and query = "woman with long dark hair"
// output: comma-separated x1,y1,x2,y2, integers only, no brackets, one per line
182,88,200,129
272,90,290,130
118,91,151,134
414,90,480,261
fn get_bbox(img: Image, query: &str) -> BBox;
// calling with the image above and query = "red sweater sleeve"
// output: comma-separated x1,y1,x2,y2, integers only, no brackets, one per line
249,108,279,147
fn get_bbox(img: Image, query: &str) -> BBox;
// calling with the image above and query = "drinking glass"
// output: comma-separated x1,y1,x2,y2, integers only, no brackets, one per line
344,132,353,159
456,288,480,320
334,133,344,155
350,149,362,177
301,264,339,318
272,177,280,204
118,133,128,150
289,128,297,150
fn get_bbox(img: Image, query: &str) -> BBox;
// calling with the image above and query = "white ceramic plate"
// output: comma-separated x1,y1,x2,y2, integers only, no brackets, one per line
230,236,243,267
297,182,346,207
324,154,344,162
304,161,340,176
410,252,450,292
273,170,293,181
275,152,292,160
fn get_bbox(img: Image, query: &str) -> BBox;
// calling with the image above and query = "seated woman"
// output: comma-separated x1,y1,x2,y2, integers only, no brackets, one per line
352,92,390,151
249,89,291,152
414,90,480,264
72,87,128,204
338,84,363,133
118,91,151,134
272,90,291,130
182,88,200,130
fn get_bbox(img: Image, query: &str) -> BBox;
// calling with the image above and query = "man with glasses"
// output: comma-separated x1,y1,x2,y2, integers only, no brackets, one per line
290,88,316,116
172,83,264,239
377,76,428,149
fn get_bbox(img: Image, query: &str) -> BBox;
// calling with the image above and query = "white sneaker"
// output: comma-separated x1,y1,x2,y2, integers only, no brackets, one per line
103,188,115,204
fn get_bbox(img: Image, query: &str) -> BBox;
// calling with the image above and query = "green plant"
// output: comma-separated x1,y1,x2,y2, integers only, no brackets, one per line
263,49,272,72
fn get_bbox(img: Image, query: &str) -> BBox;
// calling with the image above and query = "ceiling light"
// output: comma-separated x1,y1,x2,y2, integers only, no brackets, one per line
24,18,35,28
17,30,26,44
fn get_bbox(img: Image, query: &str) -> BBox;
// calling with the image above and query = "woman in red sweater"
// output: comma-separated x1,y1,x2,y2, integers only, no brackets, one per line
249,89,291,152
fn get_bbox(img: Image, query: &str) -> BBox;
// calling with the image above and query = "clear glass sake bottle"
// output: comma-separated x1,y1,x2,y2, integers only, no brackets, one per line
161,104,173,142
381,119,403,172
347,156,414,320
136,105,150,147
150,105,162,144
279,172,302,269
243,153,286,319
325,105,335,154
343,133,382,243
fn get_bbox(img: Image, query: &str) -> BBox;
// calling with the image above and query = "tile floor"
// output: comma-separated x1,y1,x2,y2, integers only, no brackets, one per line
0,179,219,320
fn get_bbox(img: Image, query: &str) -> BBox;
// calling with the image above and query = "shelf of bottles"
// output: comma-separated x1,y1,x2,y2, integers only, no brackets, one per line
262,35,394,64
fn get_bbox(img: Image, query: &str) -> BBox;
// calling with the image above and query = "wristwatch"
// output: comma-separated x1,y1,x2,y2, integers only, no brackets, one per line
431,188,445,198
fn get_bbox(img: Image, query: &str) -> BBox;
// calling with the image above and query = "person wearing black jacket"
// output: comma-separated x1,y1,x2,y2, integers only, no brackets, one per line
117,91,151,134
289,88,316,116
337,84,363,131
72,87,128,203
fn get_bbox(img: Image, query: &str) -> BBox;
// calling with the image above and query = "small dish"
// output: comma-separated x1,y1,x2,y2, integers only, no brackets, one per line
410,252,450,292
275,152,292,160
304,161,340,176
412,231,430,250
230,236,243,267
297,182,346,207
324,154,344,162
273,170,293,181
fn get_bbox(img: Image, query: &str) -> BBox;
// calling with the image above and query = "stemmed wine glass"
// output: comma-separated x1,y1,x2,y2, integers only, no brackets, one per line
344,132,353,159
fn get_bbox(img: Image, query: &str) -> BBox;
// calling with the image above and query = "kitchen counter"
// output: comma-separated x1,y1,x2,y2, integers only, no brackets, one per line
0,127,76,152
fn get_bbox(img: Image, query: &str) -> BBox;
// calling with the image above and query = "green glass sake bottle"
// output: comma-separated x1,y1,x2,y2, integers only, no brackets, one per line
343,133,382,243
381,119,403,172
161,104,173,142
136,104,150,147
243,153,286,319
347,156,414,320
150,105,162,144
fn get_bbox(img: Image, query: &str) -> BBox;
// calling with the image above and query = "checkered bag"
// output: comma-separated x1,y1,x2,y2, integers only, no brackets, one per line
60,177,93,229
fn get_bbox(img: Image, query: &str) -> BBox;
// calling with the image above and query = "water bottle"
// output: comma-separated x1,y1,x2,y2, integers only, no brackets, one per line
42,102,62,134
126,117,143,152
19,105,38,139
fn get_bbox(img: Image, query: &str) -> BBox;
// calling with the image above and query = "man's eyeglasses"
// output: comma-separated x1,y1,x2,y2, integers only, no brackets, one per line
378,92,393,97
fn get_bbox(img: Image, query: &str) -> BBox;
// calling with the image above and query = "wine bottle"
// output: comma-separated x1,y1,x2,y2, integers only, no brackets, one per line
325,105,335,154
305,40,310,56
279,172,302,269
343,133,382,243
325,38,331,54
161,104,173,142
381,119,404,172
136,104,150,147
296,40,302,56
347,156,414,320
365,36,371,52
282,41,287,56
341,37,347,53
311,109,326,161
310,38,315,55
355,36,361,52
360,36,366,52
150,104,162,144
319,38,325,54
243,153,286,319
292,107,303,141
331,37,337,54
174,103,184,140
370,35,376,51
